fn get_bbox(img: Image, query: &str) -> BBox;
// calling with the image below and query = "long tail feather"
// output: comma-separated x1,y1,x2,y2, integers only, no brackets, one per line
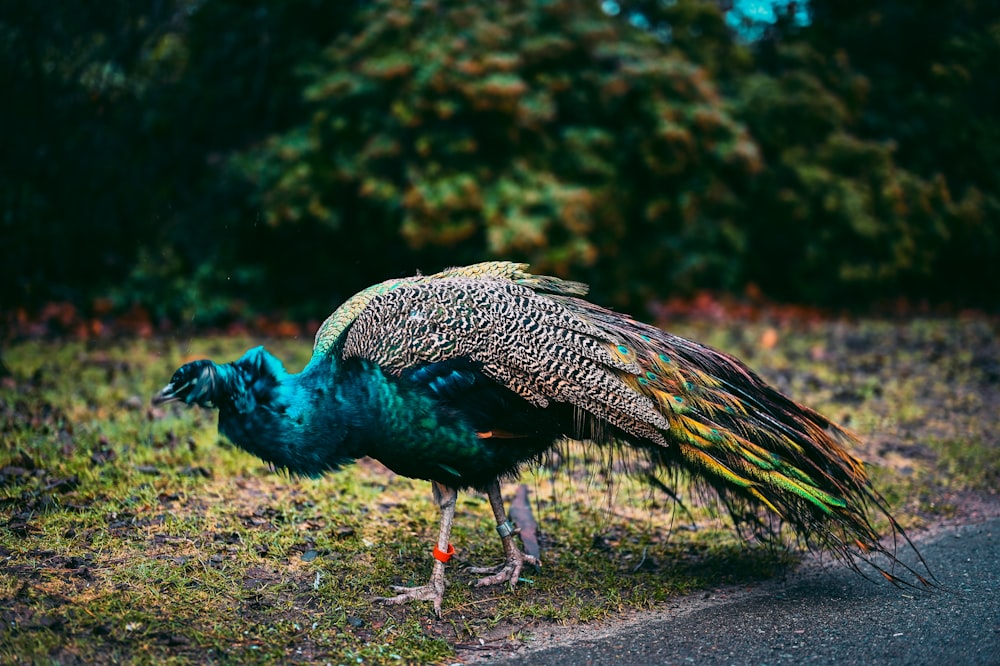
554,295,933,587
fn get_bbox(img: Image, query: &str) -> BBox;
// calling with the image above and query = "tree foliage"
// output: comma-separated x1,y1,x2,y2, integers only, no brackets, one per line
0,0,355,318
2,0,998,319
734,42,956,303
1,1,176,306
237,0,762,304
795,0,1000,302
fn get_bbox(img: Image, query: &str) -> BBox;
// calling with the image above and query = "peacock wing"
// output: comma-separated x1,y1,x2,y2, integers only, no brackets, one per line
312,262,588,358
338,277,671,443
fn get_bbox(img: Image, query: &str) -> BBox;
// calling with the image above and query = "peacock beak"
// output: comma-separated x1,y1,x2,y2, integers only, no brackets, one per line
152,383,179,405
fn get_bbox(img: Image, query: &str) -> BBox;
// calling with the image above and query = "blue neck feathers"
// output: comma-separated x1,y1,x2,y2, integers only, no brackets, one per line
209,347,371,476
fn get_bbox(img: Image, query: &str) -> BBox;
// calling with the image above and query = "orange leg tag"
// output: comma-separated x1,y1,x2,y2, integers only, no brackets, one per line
432,543,455,563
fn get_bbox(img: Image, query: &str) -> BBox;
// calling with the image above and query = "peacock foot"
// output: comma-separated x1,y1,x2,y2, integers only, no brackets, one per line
467,549,540,588
375,573,448,617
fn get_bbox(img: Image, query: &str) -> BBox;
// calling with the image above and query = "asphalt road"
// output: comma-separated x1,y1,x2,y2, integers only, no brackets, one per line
479,517,1000,665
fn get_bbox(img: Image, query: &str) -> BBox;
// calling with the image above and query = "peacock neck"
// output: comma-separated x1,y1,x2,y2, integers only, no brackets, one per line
216,354,377,476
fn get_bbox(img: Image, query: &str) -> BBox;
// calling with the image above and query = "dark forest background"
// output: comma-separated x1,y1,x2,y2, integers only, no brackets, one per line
2,0,998,326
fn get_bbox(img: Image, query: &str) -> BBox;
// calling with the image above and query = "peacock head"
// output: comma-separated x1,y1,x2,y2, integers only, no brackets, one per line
153,347,287,413
153,359,223,409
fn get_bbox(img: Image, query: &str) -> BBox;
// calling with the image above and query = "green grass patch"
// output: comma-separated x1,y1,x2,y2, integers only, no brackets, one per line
2,317,996,663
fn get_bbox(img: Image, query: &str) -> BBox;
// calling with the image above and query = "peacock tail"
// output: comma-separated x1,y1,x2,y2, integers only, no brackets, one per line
312,262,926,584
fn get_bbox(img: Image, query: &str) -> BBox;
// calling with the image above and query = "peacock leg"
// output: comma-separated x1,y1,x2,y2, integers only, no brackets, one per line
375,480,456,617
467,479,540,588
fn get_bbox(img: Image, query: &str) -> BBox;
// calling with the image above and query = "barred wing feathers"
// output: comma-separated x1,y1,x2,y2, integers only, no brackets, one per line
340,277,670,443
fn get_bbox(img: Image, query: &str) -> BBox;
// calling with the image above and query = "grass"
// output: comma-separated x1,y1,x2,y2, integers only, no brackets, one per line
1,316,998,663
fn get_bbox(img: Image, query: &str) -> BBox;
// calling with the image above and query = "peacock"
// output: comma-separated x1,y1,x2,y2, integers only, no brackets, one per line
153,262,929,615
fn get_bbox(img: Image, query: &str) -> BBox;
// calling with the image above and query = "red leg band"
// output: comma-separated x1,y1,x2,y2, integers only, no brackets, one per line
432,543,455,563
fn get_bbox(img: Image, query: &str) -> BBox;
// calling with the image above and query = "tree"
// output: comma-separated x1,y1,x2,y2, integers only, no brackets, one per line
236,0,761,305
0,0,357,318
733,40,955,303
0,1,178,308
781,0,1000,305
